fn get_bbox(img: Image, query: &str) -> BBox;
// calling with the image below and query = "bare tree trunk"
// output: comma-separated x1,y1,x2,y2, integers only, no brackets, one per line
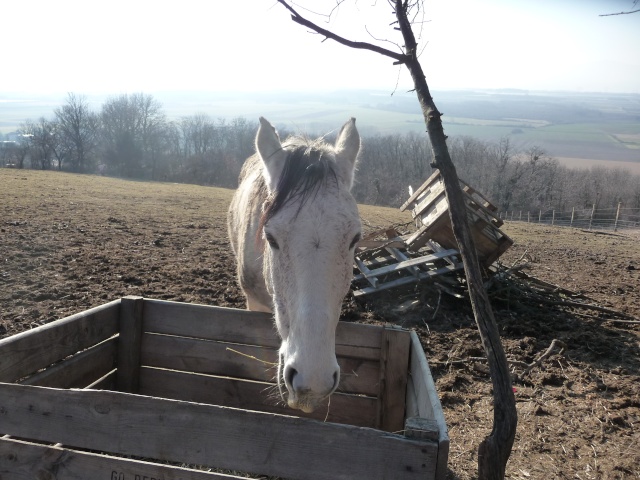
393,3,517,478
277,1,518,478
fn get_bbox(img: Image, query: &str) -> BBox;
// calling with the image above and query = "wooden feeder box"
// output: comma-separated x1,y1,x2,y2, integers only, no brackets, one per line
401,170,513,266
0,297,449,480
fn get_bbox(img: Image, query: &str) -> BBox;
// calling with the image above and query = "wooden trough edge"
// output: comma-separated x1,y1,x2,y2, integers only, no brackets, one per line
0,297,449,479
0,436,241,480
0,299,121,383
0,382,439,480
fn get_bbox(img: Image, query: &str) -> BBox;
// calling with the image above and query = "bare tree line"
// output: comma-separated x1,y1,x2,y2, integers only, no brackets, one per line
2,92,639,212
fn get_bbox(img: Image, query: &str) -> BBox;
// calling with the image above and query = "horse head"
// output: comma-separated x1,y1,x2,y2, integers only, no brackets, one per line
256,117,361,413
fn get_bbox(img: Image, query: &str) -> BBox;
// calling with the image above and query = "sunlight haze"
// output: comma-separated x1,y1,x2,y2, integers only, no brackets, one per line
2,0,639,95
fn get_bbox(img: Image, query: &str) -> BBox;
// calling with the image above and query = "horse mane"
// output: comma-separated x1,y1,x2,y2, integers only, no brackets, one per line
260,136,339,231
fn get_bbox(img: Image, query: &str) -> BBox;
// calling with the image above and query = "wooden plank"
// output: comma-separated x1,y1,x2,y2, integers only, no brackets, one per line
404,417,440,442
353,264,464,297
0,383,438,480
0,437,242,480
21,337,117,388
0,300,120,383
411,182,446,220
141,333,380,396
117,296,144,393
405,210,450,251
142,299,382,361
138,366,378,428
459,177,498,211
386,247,420,277
356,249,459,279
377,327,411,433
355,256,379,288
400,169,441,211
142,298,277,344
409,331,449,480
462,187,502,226
356,239,406,250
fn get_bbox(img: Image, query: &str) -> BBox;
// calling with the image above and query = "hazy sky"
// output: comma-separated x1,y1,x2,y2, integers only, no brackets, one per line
2,0,639,95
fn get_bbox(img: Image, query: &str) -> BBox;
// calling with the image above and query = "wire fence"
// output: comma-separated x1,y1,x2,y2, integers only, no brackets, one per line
499,204,640,232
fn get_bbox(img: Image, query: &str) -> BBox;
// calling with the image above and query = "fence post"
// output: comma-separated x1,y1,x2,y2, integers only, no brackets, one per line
538,210,542,223
614,202,622,232
510,211,514,221
552,210,555,225
527,211,530,223
519,211,522,221
589,204,596,230
570,207,575,228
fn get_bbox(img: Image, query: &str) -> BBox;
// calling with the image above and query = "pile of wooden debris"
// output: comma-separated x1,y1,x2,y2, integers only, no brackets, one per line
352,171,513,297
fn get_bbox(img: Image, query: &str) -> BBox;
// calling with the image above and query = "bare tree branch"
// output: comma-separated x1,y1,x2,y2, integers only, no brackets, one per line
599,8,640,16
277,0,408,64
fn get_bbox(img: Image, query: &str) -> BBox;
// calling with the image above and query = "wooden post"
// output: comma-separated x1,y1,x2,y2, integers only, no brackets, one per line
589,204,596,230
527,211,530,223
570,207,575,227
377,327,411,433
538,210,542,223
518,211,522,221
551,210,555,225
117,296,144,393
614,202,622,231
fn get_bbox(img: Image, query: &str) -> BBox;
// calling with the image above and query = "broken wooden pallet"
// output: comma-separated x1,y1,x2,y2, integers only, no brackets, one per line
401,170,513,266
352,245,464,297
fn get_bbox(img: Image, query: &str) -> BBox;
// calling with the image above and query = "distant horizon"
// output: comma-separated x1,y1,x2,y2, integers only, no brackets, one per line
3,86,640,99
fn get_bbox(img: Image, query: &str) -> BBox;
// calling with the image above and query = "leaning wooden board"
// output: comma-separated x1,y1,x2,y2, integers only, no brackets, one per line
0,296,449,480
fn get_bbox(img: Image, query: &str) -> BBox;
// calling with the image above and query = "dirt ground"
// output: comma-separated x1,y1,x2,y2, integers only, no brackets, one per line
1,170,638,479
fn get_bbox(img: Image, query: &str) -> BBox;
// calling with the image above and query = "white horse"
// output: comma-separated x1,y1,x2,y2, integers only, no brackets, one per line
228,117,361,413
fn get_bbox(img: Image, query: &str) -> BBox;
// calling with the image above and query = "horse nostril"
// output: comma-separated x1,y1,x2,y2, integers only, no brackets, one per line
284,366,297,389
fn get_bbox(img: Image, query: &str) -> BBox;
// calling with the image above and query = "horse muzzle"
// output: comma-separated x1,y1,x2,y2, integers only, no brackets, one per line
282,363,340,413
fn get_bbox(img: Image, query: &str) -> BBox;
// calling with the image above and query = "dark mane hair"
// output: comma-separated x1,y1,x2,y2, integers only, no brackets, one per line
260,138,338,230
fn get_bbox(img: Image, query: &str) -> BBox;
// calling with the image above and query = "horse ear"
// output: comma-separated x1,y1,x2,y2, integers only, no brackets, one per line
256,117,287,192
334,118,360,190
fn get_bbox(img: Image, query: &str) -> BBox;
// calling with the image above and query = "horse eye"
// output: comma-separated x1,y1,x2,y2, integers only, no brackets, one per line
349,233,361,250
265,232,280,250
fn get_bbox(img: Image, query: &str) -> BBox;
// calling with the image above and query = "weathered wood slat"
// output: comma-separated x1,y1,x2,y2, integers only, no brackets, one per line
356,239,406,250
141,333,380,396
21,337,117,389
0,300,120,383
0,383,437,480
354,249,459,280
462,187,502,226
355,257,379,288
386,247,421,277
377,327,411,433
0,437,241,480
142,299,382,360
409,331,449,480
410,182,446,222
117,296,144,393
353,263,464,297
138,366,377,428
400,169,442,211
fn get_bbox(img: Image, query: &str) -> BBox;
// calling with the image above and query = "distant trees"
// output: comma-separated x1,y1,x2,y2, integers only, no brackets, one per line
100,93,166,178
54,93,99,173
8,91,640,215
19,118,58,170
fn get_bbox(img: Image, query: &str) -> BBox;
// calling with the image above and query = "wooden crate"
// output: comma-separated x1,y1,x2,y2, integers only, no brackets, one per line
0,297,449,480
401,170,513,266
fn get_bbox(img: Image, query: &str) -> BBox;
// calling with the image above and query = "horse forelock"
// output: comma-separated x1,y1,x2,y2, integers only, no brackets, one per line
259,137,339,232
